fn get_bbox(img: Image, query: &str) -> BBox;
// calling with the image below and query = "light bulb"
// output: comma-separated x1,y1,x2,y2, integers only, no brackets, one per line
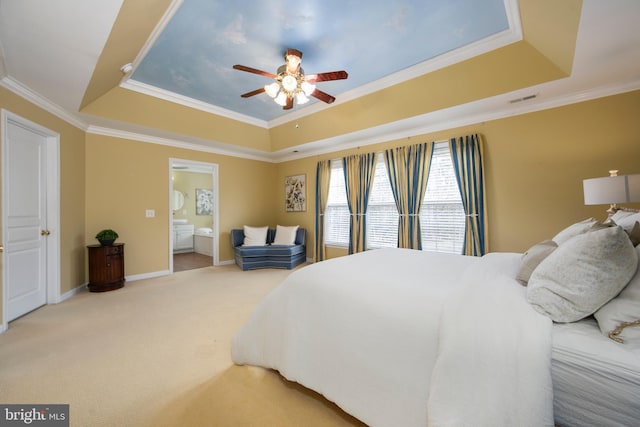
282,75,297,92
301,81,316,96
264,82,280,98
296,92,309,105
274,92,288,106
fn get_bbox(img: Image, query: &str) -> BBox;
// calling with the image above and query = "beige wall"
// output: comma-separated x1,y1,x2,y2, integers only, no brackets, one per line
85,134,278,275
1,86,86,325
1,84,639,327
276,89,640,259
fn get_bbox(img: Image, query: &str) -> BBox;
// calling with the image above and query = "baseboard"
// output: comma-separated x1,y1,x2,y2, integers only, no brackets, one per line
126,270,171,282
58,283,88,302
217,259,236,266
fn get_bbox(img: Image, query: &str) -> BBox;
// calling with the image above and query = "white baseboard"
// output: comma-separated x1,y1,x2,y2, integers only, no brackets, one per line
126,270,171,282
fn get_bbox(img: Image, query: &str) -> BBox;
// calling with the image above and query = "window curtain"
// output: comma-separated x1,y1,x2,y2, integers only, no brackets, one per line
343,153,377,254
449,134,488,256
314,159,332,262
384,142,433,249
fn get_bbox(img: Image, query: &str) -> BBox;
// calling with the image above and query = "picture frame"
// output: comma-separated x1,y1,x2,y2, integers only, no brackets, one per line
195,188,213,215
285,174,306,212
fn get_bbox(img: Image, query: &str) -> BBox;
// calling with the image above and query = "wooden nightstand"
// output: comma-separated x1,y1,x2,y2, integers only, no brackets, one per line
87,243,125,292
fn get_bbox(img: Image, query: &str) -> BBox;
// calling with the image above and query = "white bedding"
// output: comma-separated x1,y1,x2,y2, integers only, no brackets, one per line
231,248,554,427
552,318,640,427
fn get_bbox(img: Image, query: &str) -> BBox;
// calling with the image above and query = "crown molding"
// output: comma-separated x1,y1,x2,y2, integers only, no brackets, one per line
0,75,88,130
3,69,639,165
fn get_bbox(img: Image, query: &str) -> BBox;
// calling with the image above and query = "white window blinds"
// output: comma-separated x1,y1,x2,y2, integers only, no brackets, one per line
324,142,464,254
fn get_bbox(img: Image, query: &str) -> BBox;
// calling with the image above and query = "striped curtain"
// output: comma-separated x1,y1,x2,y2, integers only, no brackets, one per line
314,159,332,262
384,143,433,249
449,134,488,256
343,153,377,254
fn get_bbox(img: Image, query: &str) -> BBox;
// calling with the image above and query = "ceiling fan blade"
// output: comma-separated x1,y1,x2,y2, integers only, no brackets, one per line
241,88,266,98
305,71,348,83
310,88,336,104
283,96,294,110
233,64,277,79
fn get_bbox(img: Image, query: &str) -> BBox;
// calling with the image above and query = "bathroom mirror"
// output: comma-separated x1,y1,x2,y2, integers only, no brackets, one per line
172,190,185,211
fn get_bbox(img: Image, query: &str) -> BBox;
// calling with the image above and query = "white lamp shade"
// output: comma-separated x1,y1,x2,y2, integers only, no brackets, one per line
583,174,640,205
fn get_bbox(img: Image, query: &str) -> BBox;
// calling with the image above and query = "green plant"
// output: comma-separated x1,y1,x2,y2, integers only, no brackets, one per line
95,229,119,241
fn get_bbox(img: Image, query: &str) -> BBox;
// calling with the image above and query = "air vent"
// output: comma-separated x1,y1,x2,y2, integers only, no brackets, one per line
509,94,538,104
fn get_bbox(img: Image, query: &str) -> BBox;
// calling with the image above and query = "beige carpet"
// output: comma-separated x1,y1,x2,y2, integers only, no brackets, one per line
0,265,366,427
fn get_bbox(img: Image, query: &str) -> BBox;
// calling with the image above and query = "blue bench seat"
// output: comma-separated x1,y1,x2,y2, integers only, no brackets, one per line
231,228,306,271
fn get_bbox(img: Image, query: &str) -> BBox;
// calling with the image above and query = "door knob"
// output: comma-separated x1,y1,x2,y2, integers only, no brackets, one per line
0,245,3,252
41,230,51,236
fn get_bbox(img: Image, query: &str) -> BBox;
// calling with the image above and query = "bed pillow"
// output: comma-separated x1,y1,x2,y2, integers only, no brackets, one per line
551,217,599,245
625,221,640,246
272,225,299,245
527,226,638,323
515,240,558,286
594,244,640,343
610,209,640,232
243,225,268,246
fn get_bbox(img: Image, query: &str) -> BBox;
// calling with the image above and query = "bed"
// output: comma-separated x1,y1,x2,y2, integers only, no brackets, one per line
231,215,640,427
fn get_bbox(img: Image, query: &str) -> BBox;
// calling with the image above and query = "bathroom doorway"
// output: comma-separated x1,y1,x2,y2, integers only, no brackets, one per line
169,159,219,272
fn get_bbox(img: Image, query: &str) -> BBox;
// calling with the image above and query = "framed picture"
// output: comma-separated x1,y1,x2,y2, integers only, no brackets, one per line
195,188,213,215
285,174,306,212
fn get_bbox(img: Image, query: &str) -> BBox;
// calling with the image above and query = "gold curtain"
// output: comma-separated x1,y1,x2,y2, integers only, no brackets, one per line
384,142,433,249
343,153,377,254
449,134,488,256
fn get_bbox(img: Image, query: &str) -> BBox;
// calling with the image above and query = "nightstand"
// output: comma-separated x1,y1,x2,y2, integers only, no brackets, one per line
87,243,125,292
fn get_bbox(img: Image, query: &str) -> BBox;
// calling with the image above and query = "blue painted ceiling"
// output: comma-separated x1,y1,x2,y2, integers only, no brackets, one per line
130,0,509,122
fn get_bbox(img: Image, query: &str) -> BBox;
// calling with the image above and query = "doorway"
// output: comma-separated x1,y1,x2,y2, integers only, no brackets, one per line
169,159,219,273
1,110,60,331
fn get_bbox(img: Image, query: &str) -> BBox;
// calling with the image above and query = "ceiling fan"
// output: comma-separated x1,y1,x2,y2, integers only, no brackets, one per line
233,48,348,110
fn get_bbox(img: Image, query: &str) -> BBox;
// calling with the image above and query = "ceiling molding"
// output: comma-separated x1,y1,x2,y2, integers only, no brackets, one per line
0,75,88,130
5,67,640,165
270,78,640,163
120,79,269,128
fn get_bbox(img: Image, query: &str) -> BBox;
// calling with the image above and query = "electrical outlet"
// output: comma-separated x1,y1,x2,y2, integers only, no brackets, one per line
146,209,155,218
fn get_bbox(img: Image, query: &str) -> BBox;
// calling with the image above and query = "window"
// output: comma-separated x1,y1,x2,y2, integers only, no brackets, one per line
323,142,464,254
420,143,465,253
324,162,349,246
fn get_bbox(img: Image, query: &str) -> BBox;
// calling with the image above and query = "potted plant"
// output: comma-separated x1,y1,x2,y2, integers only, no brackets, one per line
95,229,119,246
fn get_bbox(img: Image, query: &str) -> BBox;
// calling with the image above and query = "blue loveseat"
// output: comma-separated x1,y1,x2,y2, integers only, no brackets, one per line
231,228,306,271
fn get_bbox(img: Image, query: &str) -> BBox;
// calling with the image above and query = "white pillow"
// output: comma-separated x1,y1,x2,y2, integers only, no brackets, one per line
243,225,268,246
594,244,640,343
527,226,638,323
552,217,599,245
515,240,558,286
272,225,299,245
610,209,640,233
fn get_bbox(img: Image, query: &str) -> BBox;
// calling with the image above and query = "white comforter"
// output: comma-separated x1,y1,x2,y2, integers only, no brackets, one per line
231,248,553,427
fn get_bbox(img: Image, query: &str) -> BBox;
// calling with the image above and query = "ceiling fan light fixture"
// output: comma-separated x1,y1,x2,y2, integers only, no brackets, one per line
274,91,288,106
296,91,309,105
301,81,316,96
264,82,280,98
281,75,298,92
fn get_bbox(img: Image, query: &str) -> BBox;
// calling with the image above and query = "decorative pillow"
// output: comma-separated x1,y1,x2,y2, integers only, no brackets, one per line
272,225,299,245
527,226,638,323
610,209,640,232
594,244,640,343
626,221,640,246
243,225,268,246
551,217,599,245
515,240,558,286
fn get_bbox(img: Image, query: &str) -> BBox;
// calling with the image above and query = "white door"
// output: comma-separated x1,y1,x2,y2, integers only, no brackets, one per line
3,117,49,321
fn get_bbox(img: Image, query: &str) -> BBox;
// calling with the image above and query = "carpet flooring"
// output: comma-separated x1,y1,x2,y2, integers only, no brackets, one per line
0,265,365,427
